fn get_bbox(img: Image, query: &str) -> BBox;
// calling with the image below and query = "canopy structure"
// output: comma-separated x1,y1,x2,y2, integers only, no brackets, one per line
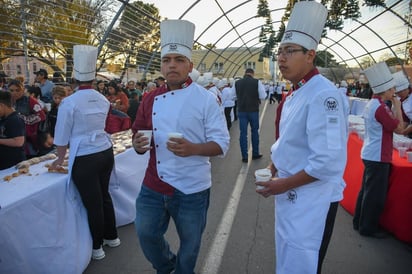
0,0,411,84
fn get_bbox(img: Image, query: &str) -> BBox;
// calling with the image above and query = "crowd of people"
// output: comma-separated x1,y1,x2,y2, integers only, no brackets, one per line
2,2,412,273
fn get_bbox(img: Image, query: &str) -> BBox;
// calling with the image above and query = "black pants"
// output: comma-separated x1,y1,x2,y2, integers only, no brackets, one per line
224,107,233,130
353,160,390,235
72,147,118,249
317,201,339,274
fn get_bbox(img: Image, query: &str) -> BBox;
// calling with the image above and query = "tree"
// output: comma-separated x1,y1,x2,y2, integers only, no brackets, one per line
104,1,161,80
257,0,270,17
315,50,339,67
344,0,361,20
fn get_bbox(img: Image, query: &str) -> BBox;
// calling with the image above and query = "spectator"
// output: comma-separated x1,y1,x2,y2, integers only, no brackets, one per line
34,69,55,103
96,80,107,95
106,81,129,114
0,91,26,170
154,76,166,88
233,68,266,162
127,92,140,124
0,72,8,91
9,79,46,158
47,85,67,137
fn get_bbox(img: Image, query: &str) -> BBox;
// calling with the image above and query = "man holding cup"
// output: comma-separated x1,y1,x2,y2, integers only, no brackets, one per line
131,19,229,274
255,2,348,273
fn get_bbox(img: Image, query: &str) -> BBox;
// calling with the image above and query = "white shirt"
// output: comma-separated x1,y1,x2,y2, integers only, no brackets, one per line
221,86,235,107
403,96,412,121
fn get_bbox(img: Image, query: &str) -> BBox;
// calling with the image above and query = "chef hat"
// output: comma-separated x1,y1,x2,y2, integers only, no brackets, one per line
280,1,328,50
161,19,195,60
196,75,206,86
217,78,228,89
340,80,348,87
73,45,98,82
392,71,410,93
203,72,213,85
189,68,200,82
363,62,395,94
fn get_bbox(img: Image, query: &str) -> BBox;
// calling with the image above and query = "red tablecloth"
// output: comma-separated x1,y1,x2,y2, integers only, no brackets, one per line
341,133,412,243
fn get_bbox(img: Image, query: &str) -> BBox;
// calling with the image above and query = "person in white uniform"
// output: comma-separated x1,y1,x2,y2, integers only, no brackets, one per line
131,20,230,274
255,2,348,274
392,71,412,137
51,45,120,260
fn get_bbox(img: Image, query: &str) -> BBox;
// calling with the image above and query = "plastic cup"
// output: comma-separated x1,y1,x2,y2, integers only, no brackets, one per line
139,130,152,148
255,168,272,190
407,152,412,163
168,132,183,143
398,147,407,158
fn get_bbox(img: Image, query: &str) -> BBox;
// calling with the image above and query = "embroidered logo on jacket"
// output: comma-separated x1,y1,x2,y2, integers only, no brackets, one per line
324,97,339,112
287,189,297,203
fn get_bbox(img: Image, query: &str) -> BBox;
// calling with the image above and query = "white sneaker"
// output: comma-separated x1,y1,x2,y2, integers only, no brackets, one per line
92,247,105,260
103,238,121,248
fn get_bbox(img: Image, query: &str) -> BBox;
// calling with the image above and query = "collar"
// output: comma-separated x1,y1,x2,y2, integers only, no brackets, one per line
166,77,193,91
77,85,94,90
292,67,319,91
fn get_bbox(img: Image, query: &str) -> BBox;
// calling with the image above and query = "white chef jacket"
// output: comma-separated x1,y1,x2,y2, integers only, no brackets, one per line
221,86,235,108
152,82,230,194
271,74,348,274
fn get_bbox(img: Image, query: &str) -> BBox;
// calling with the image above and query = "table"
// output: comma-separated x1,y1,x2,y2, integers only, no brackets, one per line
341,133,412,243
0,148,148,274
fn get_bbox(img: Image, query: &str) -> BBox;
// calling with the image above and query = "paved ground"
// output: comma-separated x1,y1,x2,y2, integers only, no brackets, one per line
84,100,412,274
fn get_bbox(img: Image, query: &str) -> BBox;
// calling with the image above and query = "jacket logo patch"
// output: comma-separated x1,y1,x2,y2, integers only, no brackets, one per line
287,189,297,203
168,44,178,51
284,32,292,40
324,97,339,112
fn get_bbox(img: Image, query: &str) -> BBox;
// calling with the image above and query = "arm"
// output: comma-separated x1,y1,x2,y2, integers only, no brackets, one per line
51,145,67,168
0,136,25,147
391,96,404,134
166,138,222,157
256,170,317,197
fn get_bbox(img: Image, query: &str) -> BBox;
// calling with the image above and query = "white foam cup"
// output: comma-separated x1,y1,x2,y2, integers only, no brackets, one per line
407,151,412,163
168,132,183,143
398,147,407,158
139,130,152,148
255,168,272,190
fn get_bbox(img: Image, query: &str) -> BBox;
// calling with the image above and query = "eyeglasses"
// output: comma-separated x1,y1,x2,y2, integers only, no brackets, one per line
275,48,305,57
8,88,20,92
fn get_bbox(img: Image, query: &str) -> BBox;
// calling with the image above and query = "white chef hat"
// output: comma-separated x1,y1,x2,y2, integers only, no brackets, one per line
392,71,410,93
189,68,200,82
161,19,195,60
363,62,395,94
73,45,98,82
280,1,328,50
203,72,213,85
340,80,348,87
217,78,228,89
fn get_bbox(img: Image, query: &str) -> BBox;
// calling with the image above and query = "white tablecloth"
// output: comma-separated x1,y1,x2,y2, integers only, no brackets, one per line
0,148,148,274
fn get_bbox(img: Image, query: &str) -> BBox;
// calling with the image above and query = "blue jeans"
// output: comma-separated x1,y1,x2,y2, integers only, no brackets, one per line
135,185,210,274
238,111,260,159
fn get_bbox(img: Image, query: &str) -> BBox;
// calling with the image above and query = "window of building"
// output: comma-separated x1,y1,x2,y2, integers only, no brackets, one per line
199,63,206,73
244,62,256,70
16,65,22,74
213,62,224,73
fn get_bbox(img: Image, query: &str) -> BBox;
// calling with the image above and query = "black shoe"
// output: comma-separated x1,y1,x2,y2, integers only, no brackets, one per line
242,158,248,163
252,154,263,160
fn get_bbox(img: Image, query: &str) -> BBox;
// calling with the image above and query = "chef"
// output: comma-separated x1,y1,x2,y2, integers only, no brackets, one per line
131,19,230,274
393,71,412,137
51,45,120,260
255,2,348,274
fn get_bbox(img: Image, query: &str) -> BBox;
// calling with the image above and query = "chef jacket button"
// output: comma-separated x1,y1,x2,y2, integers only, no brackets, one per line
171,92,174,95
160,175,163,179
157,161,160,164
163,95,166,98
156,144,159,148
154,128,157,131
155,98,158,100
153,112,156,115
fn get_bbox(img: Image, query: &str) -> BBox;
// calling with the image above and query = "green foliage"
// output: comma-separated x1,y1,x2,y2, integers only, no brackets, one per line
363,0,386,7
315,50,339,67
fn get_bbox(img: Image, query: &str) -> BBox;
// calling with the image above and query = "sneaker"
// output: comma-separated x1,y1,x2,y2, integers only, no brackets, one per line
103,238,121,247
92,247,105,260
